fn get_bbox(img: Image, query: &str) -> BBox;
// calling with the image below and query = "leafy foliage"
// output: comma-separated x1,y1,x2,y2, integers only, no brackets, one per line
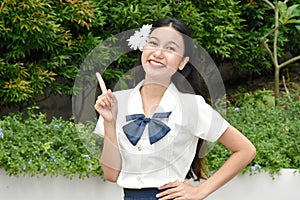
0,0,105,104
207,89,300,176
1,0,300,107
0,106,103,178
1,90,299,178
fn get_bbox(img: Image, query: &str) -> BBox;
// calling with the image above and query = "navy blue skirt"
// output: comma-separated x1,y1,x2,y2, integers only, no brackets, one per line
123,188,160,200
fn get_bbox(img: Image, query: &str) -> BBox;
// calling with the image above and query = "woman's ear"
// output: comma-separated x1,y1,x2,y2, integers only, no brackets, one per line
178,57,189,71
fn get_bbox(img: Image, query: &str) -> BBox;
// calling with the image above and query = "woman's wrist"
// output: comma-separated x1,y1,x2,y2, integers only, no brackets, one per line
104,120,116,127
195,182,210,199
103,120,117,142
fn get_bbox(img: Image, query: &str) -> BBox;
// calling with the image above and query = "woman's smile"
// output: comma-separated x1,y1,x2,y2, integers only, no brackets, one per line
148,59,165,68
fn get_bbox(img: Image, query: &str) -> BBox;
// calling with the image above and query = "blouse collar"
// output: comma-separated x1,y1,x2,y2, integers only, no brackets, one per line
127,80,179,116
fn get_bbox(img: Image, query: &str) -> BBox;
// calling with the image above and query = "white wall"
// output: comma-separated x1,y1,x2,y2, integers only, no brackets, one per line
204,169,300,200
0,170,123,200
0,169,299,200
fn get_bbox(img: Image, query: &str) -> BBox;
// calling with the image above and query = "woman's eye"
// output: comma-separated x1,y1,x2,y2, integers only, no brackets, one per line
166,46,176,52
147,41,157,46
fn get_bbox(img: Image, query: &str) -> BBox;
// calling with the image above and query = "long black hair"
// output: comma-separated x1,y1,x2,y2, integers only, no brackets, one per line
150,18,207,181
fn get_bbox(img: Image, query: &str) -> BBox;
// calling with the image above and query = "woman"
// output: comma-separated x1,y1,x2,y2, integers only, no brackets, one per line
94,18,256,200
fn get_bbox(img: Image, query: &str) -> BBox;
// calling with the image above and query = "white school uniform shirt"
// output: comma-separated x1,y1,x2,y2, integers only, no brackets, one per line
94,81,229,189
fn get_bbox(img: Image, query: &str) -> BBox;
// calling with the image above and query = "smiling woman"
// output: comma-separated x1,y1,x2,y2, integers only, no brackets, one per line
141,26,189,85
94,17,256,200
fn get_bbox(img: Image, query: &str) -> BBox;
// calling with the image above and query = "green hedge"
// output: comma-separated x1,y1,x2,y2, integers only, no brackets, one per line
1,89,299,178
207,89,300,176
1,0,299,106
0,106,103,178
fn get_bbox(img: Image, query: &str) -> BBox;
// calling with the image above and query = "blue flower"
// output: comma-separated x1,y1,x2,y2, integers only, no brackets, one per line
21,164,26,170
89,164,93,171
54,124,61,129
251,164,262,171
41,164,47,170
234,107,240,111
0,128,4,139
50,155,56,163
45,125,49,129
83,154,90,159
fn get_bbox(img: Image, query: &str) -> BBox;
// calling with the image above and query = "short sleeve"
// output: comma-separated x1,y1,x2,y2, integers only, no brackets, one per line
193,96,229,142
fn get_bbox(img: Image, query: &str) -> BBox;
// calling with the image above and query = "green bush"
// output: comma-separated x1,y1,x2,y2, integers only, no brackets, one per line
207,89,300,176
2,0,300,107
1,90,299,178
0,106,103,179
0,0,105,104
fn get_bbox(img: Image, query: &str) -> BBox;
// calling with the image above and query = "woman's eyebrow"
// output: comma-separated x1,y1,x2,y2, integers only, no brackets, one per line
167,41,180,49
148,36,159,41
148,36,181,49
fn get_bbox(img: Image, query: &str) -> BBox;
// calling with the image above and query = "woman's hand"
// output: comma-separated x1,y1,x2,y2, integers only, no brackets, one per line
156,180,207,200
94,72,118,122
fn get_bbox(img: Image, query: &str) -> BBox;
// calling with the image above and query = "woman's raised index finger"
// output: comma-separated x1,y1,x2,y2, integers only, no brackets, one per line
96,72,107,93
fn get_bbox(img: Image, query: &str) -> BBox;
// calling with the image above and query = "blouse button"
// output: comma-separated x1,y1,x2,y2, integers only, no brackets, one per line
137,176,142,181
137,146,142,151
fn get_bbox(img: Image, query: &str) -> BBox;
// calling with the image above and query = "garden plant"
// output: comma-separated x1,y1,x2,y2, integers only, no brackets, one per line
0,0,299,179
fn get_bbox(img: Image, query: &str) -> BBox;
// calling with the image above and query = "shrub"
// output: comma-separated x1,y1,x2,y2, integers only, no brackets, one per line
0,0,105,104
1,90,299,178
4,0,300,108
207,89,300,176
0,106,103,179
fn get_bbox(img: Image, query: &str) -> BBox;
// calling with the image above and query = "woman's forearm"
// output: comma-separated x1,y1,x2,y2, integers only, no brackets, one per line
197,126,256,198
100,121,122,182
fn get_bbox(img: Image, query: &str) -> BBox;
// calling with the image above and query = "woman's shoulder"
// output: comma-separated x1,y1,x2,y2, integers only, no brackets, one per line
113,88,137,100
178,92,206,104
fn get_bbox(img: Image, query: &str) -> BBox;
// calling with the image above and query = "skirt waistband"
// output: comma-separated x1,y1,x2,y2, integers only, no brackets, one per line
123,188,160,199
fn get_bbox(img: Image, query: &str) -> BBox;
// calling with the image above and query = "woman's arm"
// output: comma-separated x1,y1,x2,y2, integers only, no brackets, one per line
157,125,256,199
95,73,121,182
100,120,121,182
196,125,256,197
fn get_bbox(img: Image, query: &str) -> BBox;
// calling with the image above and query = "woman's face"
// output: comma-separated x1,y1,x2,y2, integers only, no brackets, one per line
141,26,189,81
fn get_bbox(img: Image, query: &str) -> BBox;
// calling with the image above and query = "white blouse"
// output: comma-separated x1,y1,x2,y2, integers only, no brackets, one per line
94,81,229,189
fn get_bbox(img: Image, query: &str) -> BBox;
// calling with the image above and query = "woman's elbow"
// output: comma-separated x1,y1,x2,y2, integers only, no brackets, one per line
250,145,256,160
247,143,257,162
101,163,120,182
103,173,118,182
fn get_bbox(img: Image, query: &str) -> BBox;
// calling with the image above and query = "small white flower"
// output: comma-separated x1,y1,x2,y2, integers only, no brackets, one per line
127,24,152,51
139,24,152,36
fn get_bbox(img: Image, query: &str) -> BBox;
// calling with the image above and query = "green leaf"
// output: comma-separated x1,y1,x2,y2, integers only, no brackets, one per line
286,19,300,24
285,4,300,20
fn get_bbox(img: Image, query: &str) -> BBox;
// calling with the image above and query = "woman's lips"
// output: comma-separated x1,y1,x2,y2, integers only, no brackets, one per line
148,60,165,68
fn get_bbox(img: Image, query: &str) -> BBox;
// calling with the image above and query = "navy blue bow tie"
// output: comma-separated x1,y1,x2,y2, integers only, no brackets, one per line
122,112,172,146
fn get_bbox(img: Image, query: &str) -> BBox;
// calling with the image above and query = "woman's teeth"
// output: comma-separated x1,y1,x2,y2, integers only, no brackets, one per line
150,60,164,66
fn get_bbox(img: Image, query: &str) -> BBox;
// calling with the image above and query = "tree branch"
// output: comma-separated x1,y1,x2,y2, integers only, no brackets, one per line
273,2,279,67
261,37,275,63
279,55,300,69
282,75,292,101
263,0,275,10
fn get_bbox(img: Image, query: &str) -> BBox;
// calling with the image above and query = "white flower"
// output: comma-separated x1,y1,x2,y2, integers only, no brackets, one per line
127,24,152,51
139,24,152,36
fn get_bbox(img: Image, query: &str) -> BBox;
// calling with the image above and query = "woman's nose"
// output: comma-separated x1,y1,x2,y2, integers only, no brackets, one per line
153,47,164,58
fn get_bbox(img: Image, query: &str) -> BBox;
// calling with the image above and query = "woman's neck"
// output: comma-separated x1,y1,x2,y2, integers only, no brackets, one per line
140,79,171,117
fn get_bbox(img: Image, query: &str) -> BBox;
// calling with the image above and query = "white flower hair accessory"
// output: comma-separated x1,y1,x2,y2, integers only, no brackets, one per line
127,24,152,51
